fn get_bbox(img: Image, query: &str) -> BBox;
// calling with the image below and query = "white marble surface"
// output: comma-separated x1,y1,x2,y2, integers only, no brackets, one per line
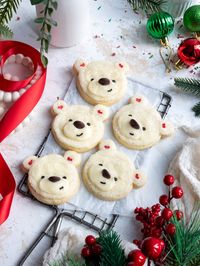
0,1,200,266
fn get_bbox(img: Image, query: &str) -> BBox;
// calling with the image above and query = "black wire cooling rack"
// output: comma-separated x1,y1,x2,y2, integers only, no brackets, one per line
17,91,172,266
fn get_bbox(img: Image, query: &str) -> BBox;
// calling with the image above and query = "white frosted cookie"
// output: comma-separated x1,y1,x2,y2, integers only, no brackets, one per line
51,100,109,153
73,59,129,106
22,151,81,205
82,140,147,201
112,95,174,150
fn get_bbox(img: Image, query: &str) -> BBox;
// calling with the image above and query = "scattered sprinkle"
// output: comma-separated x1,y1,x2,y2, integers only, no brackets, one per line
133,45,136,48
108,18,112,22
111,52,116,56
116,45,120,48
97,6,101,10
149,55,153,59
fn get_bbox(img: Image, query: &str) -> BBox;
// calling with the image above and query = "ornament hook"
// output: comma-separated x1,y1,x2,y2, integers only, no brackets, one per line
159,38,173,73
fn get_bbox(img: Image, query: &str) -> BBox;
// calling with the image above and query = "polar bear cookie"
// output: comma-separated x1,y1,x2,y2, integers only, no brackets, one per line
22,151,81,205
51,100,109,153
73,59,129,106
82,140,147,201
112,95,174,150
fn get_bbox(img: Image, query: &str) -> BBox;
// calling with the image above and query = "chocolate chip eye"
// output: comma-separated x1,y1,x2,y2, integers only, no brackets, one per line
129,114,132,117
87,123,91,126
114,177,118,181
91,78,94,81
99,163,103,166
69,119,73,122
142,127,146,131
112,80,116,83
41,176,45,179
63,176,67,179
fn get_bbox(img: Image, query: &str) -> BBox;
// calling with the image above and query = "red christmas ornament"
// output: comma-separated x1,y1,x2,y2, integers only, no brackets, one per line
175,210,183,220
172,187,184,199
141,237,163,260
91,244,102,255
85,235,96,246
176,38,200,68
166,223,176,236
163,174,174,186
159,194,169,206
128,249,146,265
161,208,173,220
81,246,92,258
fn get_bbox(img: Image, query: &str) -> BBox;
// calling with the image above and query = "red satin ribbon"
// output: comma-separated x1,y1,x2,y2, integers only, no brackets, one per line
0,153,16,225
0,40,47,142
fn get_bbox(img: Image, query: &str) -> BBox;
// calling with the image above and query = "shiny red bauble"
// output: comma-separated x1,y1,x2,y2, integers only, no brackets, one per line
159,194,169,206
81,246,92,258
161,208,173,220
141,237,163,260
163,174,175,186
172,187,184,199
175,210,183,220
128,249,146,265
177,38,200,66
85,235,96,246
166,223,176,236
91,244,102,255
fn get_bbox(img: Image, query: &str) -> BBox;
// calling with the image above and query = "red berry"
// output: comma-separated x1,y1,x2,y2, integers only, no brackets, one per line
141,237,163,260
155,216,164,226
161,208,173,221
175,210,183,220
128,249,146,265
172,187,184,199
81,247,91,258
166,223,176,235
164,175,174,186
85,235,96,245
151,228,162,238
159,195,169,206
91,244,102,255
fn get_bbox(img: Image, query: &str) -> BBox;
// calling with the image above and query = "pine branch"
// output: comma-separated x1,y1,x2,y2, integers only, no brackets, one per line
165,202,200,266
127,0,165,14
98,230,126,266
49,253,86,266
0,23,13,38
192,102,200,117
174,78,200,97
0,0,21,24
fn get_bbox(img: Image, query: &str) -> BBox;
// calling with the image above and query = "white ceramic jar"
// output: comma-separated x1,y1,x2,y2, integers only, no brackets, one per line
36,0,90,47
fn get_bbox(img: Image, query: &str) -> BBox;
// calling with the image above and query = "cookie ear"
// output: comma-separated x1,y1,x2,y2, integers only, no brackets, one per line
64,151,81,167
93,105,109,121
160,120,174,137
132,170,147,188
51,100,67,116
99,140,116,151
73,59,88,74
22,156,38,172
115,62,129,74
129,95,149,105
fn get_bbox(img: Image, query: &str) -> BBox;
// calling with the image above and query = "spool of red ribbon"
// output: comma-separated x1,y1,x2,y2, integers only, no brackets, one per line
0,40,47,142
0,153,16,225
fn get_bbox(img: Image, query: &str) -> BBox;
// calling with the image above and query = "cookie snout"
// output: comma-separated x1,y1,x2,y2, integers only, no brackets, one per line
73,120,85,129
48,176,61,182
98,78,110,86
102,169,111,179
129,119,140,129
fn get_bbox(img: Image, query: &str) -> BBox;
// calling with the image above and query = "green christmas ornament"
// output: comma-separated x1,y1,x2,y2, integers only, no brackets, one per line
183,5,200,33
146,11,174,42
146,11,174,73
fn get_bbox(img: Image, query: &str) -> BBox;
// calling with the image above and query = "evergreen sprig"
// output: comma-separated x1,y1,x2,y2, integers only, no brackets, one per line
34,0,58,67
98,230,126,266
174,77,200,117
165,202,200,266
0,0,22,38
49,253,86,266
127,0,165,15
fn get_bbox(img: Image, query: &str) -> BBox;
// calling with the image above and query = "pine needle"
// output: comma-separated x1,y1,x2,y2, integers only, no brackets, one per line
98,230,126,266
0,23,13,38
174,78,200,97
127,0,166,14
192,102,200,117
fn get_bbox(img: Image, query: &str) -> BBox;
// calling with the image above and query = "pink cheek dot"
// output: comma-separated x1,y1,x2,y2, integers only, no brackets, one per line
58,105,63,110
135,174,140,179
98,110,103,114
80,63,85,67
67,157,73,161
136,98,141,102
162,123,166,129
28,160,33,165
104,145,110,149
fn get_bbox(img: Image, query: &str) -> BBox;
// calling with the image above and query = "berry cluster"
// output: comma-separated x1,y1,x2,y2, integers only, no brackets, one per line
81,235,102,262
129,174,184,265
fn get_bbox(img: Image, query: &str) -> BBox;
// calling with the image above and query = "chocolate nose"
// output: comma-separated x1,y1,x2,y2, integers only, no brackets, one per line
73,120,85,129
102,169,111,179
48,176,61,182
98,78,110,86
130,119,140,129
